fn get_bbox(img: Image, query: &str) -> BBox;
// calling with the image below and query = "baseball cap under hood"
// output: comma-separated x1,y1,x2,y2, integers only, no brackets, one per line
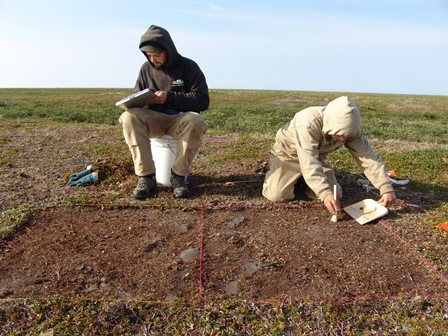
139,25,180,67
322,96,361,138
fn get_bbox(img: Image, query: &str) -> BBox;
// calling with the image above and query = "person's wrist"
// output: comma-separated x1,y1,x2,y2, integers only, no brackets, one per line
381,191,394,196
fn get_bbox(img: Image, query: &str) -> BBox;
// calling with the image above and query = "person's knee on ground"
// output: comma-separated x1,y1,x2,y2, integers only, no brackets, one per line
262,154,299,203
262,181,295,203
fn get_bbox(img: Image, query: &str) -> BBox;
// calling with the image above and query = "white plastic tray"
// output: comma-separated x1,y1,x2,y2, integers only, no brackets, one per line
343,199,389,225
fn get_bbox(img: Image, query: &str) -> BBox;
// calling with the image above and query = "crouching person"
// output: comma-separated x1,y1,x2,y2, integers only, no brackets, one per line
262,96,396,214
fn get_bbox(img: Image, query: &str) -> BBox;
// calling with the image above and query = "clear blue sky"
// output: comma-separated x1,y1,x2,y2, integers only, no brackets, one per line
1,0,447,95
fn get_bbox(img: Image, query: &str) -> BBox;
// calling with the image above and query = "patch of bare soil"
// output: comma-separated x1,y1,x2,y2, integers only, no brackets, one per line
1,205,445,302
0,121,447,303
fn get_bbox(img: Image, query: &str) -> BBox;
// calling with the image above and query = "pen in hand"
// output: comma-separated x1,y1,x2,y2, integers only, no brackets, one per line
330,184,338,223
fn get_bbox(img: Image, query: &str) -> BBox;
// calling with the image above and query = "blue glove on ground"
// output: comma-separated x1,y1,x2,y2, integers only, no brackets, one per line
68,169,90,183
68,165,93,184
67,172,98,186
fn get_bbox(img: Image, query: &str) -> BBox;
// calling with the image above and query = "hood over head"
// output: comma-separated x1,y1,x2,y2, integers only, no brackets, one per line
322,96,361,138
139,25,180,67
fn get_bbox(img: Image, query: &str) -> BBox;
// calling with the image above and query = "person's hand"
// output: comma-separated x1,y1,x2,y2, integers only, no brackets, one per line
148,91,168,105
378,192,397,207
323,193,340,215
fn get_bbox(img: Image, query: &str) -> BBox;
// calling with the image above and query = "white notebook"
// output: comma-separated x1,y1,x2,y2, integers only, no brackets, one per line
115,88,155,110
344,199,388,225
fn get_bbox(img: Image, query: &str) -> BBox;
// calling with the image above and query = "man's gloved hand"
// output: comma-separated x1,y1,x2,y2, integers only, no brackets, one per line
67,172,98,186
68,165,93,184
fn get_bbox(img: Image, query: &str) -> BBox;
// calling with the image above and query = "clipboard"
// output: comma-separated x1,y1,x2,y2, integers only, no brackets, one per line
115,88,155,110
343,199,389,225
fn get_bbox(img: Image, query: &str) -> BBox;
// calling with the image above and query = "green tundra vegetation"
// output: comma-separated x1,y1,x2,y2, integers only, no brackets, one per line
0,88,447,335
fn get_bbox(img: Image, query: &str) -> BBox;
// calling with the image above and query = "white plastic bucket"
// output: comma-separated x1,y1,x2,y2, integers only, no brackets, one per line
150,135,177,186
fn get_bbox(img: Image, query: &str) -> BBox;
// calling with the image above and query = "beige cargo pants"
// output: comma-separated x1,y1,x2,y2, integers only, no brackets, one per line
262,153,341,203
119,108,207,177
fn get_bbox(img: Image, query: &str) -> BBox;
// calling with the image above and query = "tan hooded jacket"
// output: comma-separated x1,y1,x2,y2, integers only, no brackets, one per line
271,96,394,201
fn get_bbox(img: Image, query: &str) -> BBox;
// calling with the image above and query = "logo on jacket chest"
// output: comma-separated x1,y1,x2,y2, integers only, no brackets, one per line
172,79,184,87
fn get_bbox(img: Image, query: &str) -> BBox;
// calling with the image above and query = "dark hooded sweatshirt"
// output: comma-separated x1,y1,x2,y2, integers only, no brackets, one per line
135,25,209,114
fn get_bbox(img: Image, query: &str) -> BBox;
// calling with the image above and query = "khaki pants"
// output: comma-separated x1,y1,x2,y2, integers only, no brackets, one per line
119,108,207,177
262,154,341,202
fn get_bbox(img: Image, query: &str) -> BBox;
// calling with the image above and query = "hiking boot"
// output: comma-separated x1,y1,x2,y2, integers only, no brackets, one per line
170,171,191,198
133,174,157,199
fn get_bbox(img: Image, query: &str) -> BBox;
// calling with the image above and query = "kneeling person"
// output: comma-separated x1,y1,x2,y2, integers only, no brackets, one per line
262,96,396,214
